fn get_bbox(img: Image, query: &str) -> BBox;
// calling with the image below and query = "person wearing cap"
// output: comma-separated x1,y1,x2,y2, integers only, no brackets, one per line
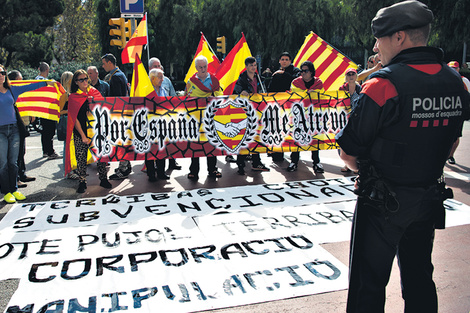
448,61,470,91
287,60,324,173
446,61,470,165
339,68,362,172
336,1,470,312
340,68,362,100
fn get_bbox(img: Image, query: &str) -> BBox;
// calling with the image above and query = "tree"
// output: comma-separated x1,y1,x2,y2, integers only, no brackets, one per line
147,0,198,72
95,0,121,59
427,0,470,60
340,0,390,51
194,0,348,69
0,0,64,67
53,0,101,63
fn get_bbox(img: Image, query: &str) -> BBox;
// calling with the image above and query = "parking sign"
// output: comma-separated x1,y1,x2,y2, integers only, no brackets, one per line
120,0,144,14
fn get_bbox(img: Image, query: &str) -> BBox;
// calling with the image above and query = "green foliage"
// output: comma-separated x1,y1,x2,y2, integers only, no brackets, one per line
53,0,102,63
3,0,469,74
427,0,470,59
0,0,64,67
147,0,198,71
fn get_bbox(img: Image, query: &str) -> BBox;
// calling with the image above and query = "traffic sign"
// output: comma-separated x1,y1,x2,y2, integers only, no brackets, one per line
120,0,144,14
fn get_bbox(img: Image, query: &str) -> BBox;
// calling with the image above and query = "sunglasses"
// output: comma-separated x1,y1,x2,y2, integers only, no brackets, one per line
76,77,88,83
300,69,310,73
346,72,356,76
0,71,6,76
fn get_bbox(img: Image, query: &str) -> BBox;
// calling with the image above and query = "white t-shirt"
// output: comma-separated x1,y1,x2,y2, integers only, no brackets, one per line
462,76,470,92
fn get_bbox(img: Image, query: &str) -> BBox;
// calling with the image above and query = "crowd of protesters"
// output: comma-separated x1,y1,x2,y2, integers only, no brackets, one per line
1,45,468,199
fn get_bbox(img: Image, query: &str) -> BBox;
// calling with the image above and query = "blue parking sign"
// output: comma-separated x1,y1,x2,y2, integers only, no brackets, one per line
120,0,144,13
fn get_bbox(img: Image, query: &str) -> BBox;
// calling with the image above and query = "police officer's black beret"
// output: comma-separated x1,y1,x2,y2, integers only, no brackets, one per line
371,0,434,38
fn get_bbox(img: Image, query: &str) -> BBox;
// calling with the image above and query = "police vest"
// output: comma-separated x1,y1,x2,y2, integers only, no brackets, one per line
368,63,469,186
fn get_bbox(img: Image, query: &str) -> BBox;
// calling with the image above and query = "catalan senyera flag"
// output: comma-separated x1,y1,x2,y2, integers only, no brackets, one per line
184,33,221,83
215,33,252,95
130,54,155,97
122,14,148,64
11,80,65,121
294,32,357,91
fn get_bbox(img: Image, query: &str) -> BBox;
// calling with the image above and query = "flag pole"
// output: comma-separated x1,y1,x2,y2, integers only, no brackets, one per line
256,72,266,93
146,13,150,63
201,31,219,60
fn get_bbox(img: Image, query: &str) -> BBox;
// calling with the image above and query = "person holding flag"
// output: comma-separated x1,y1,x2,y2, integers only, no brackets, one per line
185,55,223,180
66,69,112,193
184,33,221,84
0,64,55,203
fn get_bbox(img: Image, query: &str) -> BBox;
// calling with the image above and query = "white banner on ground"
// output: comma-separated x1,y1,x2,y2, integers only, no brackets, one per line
1,178,469,312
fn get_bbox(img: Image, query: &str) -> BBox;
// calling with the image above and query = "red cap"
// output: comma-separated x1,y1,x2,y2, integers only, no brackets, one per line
345,68,357,75
447,61,459,69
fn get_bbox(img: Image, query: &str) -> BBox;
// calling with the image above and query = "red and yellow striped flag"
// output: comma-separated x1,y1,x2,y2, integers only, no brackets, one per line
130,54,154,97
215,33,252,95
184,33,221,83
294,32,357,91
11,80,65,121
122,14,148,64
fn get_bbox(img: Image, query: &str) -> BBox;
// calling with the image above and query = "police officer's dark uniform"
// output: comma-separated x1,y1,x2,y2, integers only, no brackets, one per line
335,1,470,312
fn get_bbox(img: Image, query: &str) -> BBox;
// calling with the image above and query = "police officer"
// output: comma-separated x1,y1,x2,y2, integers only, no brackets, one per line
336,1,470,312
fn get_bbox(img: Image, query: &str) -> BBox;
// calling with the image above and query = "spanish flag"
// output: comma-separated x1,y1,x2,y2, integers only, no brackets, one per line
215,33,252,95
11,80,65,121
184,33,221,83
130,54,154,97
122,14,148,64
294,32,357,91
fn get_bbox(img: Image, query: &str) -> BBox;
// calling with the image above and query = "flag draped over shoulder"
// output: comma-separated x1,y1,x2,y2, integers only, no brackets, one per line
11,80,65,121
184,33,221,83
130,54,155,97
65,87,103,176
215,33,252,95
122,14,148,64
294,32,357,91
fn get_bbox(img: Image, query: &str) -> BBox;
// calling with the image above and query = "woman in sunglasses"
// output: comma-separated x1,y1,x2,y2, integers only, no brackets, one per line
65,69,112,193
288,61,325,173
339,68,362,173
0,65,55,203
340,68,362,101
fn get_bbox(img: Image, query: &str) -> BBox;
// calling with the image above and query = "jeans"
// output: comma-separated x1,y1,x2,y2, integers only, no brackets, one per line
0,124,20,194
17,133,26,180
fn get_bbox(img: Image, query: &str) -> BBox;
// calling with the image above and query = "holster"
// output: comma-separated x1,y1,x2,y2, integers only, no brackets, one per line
354,159,399,216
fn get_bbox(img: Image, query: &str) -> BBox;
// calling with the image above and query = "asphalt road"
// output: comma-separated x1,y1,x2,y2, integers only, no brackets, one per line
1,122,469,312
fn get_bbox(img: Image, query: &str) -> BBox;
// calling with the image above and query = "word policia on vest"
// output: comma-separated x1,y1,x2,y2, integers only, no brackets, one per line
85,91,351,162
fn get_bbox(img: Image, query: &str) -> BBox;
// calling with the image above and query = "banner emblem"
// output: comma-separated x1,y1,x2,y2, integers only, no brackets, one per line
204,98,257,154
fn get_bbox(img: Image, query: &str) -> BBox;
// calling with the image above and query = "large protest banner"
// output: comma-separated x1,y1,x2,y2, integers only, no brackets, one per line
0,178,357,312
1,178,470,312
85,91,350,162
